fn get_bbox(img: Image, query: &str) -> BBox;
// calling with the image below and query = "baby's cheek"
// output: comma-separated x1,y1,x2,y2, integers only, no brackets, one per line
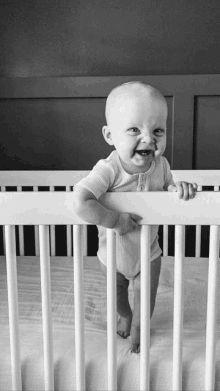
154,150,162,158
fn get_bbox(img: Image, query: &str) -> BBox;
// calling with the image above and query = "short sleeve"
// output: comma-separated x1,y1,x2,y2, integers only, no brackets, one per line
74,159,115,199
163,157,175,190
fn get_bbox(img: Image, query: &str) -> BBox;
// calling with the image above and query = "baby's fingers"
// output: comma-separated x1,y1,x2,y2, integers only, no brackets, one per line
177,182,197,200
130,213,143,222
189,183,197,199
193,183,198,191
128,213,142,232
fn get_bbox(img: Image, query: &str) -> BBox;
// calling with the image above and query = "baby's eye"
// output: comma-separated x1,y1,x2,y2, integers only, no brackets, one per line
154,128,165,136
128,127,140,133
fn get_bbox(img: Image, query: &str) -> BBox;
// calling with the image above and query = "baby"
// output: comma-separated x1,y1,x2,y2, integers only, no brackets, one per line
73,81,197,353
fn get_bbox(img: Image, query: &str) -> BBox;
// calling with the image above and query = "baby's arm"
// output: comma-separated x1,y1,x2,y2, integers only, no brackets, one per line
73,186,142,235
168,182,197,200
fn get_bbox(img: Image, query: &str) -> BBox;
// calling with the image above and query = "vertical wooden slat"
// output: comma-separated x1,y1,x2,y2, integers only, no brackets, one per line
66,186,72,256
1,186,6,255
83,225,88,256
205,225,219,391
39,225,54,391
34,186,40,256
173,225,185,391
67,224,72,256
73,225,85,391
49,186,56,256
163,225,168,256
106,228,117,391
195,225,201,258
17,186,24,256
5,225,22,391
195,186,202,257
140,225,151,391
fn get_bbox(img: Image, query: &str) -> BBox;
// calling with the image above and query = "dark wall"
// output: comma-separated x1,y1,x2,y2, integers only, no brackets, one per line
1,0,220,77
1,1,220,170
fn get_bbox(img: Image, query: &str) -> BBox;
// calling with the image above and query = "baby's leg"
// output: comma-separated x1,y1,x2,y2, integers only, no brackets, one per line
116,271,133,338
130,255,161,353
99,262,132,338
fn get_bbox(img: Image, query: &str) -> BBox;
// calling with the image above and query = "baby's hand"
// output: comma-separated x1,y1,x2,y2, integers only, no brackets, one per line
168,182,197,200
113,213,142,235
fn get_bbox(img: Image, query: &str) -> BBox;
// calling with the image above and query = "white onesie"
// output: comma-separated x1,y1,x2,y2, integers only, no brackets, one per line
74,150,175,279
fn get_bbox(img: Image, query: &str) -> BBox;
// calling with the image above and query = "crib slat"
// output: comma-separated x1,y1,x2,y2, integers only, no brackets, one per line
106,228,117,391
195,225,201,257
83,224,88,256
17,186,24,256
173,225,185,391
73,225,85,391
50,226,55,255
18,225,24,256
1,186,6,255
140,225,151,391
163,224,168,256
66,224,72,256
34,225,40,256
33,186,40,256
205,225,219,391
39,225,54,391
195,186,202,257
5,225,22,391
66,186,72,256
49,186,56,256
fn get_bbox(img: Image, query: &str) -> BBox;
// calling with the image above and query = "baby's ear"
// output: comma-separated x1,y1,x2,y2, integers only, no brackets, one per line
102,125,114,145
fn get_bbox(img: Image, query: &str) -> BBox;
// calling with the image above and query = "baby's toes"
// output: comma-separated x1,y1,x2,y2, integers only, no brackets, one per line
131,341,140,354
117,315,132,339
117,330,130,339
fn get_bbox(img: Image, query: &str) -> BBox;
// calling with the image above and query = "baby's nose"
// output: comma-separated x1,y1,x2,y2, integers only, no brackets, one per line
141,133,154,145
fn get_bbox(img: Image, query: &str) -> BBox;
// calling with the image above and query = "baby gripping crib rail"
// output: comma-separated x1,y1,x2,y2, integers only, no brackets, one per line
0,170,220,258
1,190,220,391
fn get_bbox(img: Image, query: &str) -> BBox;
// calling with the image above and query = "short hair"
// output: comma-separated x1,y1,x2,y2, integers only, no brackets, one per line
105,81,167,124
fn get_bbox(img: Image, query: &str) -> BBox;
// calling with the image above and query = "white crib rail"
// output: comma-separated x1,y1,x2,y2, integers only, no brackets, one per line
0,171,91,258
195,185,202,257
39,225,54,391
1,169,220,262
5,225,22,391
173,225,185,390
205,225,219,390
73,225,86,390
106,229,117,391
0,169,220,260
1,190,220,390
140,225,151,390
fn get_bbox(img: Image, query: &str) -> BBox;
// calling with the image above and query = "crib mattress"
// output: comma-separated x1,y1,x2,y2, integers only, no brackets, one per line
1,255,220,390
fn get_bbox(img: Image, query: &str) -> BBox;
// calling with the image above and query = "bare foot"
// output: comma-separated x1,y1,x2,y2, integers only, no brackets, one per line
117,314,132,339
130,325,140,353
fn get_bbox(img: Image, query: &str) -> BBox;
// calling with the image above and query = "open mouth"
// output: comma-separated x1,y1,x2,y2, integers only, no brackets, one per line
135,149,154,157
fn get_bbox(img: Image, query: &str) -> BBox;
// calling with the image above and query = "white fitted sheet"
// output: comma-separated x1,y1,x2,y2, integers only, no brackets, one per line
0,255,220,390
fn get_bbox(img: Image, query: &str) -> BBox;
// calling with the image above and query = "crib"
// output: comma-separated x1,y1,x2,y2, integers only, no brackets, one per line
0,169,220,391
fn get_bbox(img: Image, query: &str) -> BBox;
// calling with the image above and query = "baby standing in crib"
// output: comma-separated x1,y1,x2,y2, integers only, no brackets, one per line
73,81,197,353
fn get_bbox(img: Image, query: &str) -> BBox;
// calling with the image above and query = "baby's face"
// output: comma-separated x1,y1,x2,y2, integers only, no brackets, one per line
103,88,167,174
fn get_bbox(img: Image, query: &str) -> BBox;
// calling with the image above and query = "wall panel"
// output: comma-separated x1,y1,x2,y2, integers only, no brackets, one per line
0,98,108,169
0,75,220,170
194,96,220,169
